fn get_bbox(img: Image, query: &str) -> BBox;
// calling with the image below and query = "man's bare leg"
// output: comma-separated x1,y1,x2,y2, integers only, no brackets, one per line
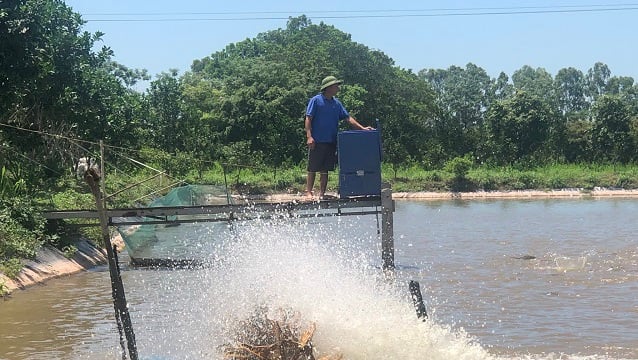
319,172,328,198
306,172,316,198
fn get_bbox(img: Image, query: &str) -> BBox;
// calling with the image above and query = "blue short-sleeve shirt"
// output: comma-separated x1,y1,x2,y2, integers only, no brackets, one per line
306,93,350,143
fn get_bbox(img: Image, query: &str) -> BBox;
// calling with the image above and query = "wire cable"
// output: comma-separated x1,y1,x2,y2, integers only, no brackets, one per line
0,144,64,176
82,4,638,22
2,122,273,191
82,3,638,16
1,123,180,201
0,122,99,146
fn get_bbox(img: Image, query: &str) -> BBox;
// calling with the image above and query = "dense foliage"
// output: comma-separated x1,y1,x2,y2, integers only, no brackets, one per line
0,0,148,191
2,1,638,268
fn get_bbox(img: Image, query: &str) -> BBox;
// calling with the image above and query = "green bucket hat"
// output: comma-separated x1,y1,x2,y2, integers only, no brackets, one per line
320,76,343,91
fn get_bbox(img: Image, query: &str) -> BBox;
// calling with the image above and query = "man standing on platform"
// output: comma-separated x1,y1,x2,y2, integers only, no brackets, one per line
304,75,373,200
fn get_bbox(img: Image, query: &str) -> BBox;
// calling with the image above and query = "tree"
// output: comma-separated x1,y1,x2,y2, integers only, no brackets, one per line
383,68,436,167
512,66,556,106
419,63,492,158
147,70,185,152
590,95,634,163
606,76,635,95
491,72,514,101
564,119,593,163
554,67,588,115
187,16,436,168
483,91,557,165
0,0,147,187
586,62,611,101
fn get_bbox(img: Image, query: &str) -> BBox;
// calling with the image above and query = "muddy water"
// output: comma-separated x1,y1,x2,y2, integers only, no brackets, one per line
1,198,637,359
394,198,638,358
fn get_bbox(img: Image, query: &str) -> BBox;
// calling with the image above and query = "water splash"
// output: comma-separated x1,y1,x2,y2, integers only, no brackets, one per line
554,255,587,272
197,216,493,359
131,208,637,360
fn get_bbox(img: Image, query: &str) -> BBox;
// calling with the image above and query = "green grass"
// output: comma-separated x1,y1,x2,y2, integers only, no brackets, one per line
0,279,9,298
0,258,23,279
181,162,638,194
378,163,638,193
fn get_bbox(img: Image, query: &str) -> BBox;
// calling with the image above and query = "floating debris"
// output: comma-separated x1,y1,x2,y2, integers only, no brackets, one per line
224,307,342,360
511,255,536,260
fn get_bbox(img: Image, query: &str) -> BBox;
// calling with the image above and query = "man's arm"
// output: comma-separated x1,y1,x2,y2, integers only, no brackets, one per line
347,116,374,130
305,115,315,149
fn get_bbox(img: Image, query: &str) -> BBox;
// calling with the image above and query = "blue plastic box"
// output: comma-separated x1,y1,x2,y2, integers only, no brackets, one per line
337,129,382,198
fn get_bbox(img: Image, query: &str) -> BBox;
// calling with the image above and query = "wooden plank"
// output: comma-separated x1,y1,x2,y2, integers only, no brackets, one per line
42,197,382,221
108,209,382,226
43,210,100,219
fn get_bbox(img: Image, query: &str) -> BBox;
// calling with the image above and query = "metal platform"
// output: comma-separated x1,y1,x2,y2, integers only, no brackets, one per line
42,187,395,272
42,196,385,226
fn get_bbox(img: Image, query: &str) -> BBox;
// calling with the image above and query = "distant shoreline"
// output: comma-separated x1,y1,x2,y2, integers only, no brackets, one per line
254,188,638,202
392,188,638,200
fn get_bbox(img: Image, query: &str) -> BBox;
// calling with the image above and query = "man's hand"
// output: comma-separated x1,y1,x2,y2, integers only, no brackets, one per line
307,136,315,150
348,116,374,131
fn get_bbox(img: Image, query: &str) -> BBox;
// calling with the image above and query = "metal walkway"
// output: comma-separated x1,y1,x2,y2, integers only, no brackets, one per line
42,189,395,270
43,196,384,226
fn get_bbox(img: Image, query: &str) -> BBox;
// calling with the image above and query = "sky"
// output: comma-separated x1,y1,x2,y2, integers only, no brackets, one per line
64,1,638,91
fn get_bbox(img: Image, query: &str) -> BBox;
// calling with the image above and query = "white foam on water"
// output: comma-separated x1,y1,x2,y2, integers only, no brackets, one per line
554,255,587,272
133,214,636,360
199,217,493,360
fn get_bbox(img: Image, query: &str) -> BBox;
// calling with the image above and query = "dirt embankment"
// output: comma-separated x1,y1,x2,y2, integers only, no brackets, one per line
1,233,125,295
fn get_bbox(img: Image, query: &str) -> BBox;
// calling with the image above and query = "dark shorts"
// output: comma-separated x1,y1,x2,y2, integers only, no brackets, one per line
307,142,337,172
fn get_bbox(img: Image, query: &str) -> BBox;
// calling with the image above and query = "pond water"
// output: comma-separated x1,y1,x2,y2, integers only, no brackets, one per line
1,198,637,359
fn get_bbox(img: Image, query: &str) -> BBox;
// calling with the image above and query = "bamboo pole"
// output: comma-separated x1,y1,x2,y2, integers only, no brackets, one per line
85,163,139,360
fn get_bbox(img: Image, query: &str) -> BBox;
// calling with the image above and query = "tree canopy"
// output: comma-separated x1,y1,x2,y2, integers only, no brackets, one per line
1,0,148,190
2,4,638,196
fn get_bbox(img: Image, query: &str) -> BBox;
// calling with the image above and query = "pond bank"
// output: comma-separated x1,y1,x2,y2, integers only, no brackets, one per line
392,188,638,199
254,188,638,202
1,234,125,296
